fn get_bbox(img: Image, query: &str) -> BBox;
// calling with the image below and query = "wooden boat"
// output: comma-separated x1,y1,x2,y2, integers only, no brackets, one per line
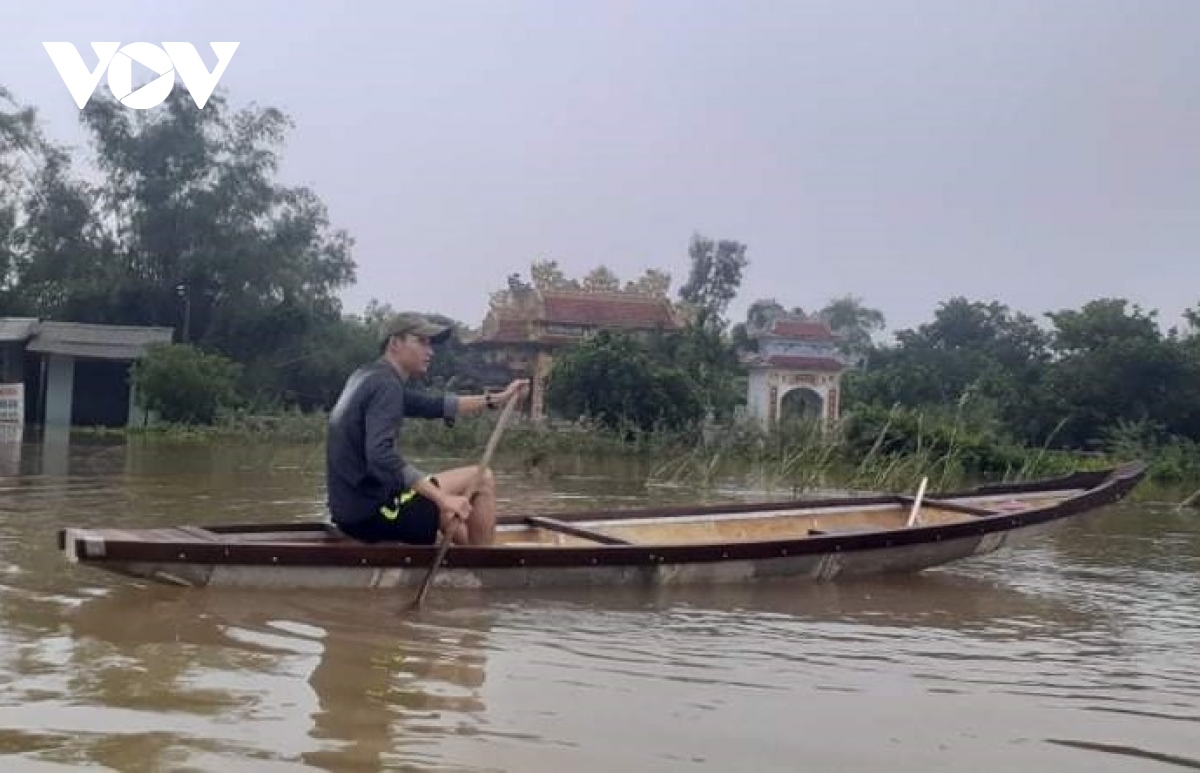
57,461,1147,591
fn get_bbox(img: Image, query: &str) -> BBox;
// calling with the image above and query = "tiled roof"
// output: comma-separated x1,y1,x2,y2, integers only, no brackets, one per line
473,289,681,345
749,355,850,372
540,291,679,329
0,318,39,342
764,318,837,342
536,334,587,346
25,321,174,359
477,317,537,345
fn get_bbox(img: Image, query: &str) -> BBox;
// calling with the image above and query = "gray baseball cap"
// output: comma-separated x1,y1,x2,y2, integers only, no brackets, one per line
382,312,452,345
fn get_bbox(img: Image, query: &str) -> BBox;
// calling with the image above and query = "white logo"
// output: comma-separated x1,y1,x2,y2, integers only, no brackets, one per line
42,42,239,110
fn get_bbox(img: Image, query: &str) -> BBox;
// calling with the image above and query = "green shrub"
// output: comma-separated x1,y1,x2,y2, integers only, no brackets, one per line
130,343,242,425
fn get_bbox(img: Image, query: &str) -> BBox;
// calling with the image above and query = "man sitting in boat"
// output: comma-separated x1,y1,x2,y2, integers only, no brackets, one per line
325,312,529,547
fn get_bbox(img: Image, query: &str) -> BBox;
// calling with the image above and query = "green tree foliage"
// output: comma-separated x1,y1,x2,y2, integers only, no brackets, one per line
844,296,1200,452
1,83,365,411
648,322,744,419
130,343,242,424
5,79,1200,454
1,86,61,312
1041,299,1200,446
846,298,1049,430
625,268,671,297
667,234,751,417
816,295,886,354
545,330,703,432
70,88,355,344
678,234,748,330
746,298,789,332
730,298,799,353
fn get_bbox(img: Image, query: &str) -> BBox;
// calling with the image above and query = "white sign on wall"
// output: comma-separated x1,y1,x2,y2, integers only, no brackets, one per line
0,383,25,425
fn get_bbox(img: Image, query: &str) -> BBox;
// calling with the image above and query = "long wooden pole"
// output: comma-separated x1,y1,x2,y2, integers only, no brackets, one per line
407,391,521,611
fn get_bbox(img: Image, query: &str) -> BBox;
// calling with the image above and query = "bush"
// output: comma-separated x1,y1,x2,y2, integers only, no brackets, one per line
130,343,242,425
545,330,705,433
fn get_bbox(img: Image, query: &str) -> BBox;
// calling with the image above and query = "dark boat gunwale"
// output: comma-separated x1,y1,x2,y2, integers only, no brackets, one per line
194,462,1128,535
58,461,1147,572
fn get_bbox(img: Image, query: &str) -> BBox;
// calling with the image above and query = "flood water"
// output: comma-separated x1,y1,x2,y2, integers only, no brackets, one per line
1,429,1198,772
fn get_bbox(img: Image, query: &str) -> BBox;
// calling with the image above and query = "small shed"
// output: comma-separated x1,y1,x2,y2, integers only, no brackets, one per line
0,319,174,427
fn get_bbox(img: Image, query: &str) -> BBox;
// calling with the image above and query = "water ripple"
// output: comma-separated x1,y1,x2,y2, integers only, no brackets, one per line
1,443,1198,771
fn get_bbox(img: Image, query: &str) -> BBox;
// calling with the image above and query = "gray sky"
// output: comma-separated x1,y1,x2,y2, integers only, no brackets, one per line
8,0,1200,337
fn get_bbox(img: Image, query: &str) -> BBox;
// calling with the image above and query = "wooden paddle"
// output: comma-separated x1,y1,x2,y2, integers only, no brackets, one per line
406,388,522,611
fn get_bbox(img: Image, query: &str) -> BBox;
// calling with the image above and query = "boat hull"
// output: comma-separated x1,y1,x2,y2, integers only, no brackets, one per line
95,522,1044,590
58,462,1146,591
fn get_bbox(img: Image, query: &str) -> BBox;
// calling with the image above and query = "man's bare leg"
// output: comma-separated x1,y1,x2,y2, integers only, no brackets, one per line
432,464,497,545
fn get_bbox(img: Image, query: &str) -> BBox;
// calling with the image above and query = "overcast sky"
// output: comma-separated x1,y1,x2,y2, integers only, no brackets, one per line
7,0,1200,336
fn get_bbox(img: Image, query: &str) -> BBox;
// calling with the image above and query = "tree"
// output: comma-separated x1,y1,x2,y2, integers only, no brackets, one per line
678,234,748,330
1042,298,1199,446
1048,298,1160,355
546,330,703,432
130,343,242,424
817,295,886,354
11,86,359,409
625,268,671,297
0,86,59,311
62,88,356,346
15,152,111,320
1184,304,1199,337
844,297,1055,443
746,298,787,333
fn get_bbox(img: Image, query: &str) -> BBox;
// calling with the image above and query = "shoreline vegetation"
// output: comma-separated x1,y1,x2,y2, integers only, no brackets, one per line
77,405,1200,506
4,84,1199,509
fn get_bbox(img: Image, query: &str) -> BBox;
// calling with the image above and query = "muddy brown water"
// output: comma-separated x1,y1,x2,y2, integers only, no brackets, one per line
0,430,1197,772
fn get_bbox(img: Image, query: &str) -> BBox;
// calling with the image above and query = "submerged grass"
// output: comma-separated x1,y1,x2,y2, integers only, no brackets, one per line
77,404,1200,503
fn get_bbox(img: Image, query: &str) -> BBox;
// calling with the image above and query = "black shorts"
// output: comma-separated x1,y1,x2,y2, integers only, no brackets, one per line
338,479,442,545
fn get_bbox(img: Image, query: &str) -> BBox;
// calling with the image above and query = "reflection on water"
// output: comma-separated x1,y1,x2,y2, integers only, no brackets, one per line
0,434,1197,771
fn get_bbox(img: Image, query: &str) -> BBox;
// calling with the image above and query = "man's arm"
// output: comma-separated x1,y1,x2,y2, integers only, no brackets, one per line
403,389,492,419
364,381,428,491
403,388,460,420
411,474,453,510
410,379,531,420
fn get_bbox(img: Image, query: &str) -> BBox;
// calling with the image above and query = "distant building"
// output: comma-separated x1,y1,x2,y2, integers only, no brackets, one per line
468,288,683,420
0,319,174,428
741,316,857,430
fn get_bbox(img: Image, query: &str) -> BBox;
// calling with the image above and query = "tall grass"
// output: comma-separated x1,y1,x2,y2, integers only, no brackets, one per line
642,406,1177,497
82,401,1200,500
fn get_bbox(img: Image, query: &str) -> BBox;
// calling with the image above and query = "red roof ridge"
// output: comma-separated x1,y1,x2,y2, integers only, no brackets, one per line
539,287,673,303
474,286,682,344
762,316,838,342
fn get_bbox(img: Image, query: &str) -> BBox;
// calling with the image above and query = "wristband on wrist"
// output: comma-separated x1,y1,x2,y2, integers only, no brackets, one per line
485,392,496,410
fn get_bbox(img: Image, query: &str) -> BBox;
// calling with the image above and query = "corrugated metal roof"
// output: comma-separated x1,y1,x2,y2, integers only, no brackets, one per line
25,321,174,360
0,318,39,342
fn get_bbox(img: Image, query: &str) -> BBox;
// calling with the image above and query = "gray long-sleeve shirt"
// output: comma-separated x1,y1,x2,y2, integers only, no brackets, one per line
325,358,458,525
